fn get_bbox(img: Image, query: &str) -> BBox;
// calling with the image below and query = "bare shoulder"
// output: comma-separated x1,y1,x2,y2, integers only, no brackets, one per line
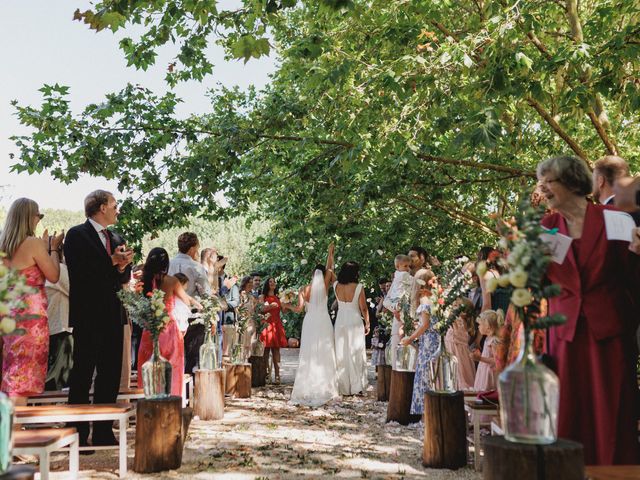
23,236,46,253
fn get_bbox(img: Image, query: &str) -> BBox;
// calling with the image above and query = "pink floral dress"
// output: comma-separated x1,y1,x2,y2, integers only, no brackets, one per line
2,265,50,397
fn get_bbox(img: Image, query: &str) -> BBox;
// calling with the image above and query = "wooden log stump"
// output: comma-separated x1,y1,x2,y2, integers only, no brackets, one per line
422,391,467,469
224,363,252,398
194,369,225,420
483,436,584,480
386,370,421,425
181,407,193,446
249,355,267,387
376,365,392,401
133,396,183,473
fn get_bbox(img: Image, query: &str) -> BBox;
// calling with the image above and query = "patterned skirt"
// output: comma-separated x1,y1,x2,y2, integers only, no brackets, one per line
2,318,49,396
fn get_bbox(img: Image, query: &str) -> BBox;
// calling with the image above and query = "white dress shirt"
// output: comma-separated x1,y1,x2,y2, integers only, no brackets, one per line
168,253,212,297
88,217,109,250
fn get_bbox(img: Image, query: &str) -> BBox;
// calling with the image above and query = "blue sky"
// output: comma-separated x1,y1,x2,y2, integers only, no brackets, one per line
0,0,275,210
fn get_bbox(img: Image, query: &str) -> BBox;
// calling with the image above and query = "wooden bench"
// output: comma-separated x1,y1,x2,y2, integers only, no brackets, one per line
27,388,146,406
464,399,499,471
14,404,135,478
585,465,640,480
13,428,78,480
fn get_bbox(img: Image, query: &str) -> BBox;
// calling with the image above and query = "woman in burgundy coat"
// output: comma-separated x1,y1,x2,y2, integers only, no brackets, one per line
537,155,640,465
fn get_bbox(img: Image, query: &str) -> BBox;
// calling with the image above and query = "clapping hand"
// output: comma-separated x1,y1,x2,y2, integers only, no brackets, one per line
112,244,134,269
42,229,65,253
630,228,640,255
400,336,412,346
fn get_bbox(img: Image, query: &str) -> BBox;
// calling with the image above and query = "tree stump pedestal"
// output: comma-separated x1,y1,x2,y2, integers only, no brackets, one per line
386,370,421,425
376,365,392,401
422,391,467,469
224,363,252,398
249,355,267,387
133,396,183,473
0,466,36,480
194,369,225,420
483,436,584,480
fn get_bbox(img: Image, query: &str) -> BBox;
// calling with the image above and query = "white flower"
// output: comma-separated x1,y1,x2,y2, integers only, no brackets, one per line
300,259,308,265
497,275,511,288
0,303,9,317
296,243,302,248
0,317,16,334
337,256,342,262
477,261,487,277
376,249,384,256
509,269,528,288
486,277,498,293
511,288,533,307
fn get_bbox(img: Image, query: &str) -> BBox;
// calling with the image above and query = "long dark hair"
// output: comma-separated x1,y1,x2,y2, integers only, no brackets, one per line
142,247,170,295
337,261,359,284
261,277,279,297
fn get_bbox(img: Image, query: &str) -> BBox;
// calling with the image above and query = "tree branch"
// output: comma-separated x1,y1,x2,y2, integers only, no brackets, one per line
526,97,591,165
417,153,536,177
587,109,618,155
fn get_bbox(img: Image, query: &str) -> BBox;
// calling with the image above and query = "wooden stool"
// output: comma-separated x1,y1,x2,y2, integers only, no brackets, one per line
0,466,36,480
386,370,420,425
194,369,225,420
13,428,79,480
133,396,183,473
376,365,392,402
422,391,466,469
482,436,584,480
224,363,251,398
249,356,267,387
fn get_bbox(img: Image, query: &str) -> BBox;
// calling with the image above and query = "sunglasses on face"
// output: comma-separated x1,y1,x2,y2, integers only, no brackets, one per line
36,213,44,220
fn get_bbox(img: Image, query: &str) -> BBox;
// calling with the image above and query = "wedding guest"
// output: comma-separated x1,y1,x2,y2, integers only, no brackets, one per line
383,255,413,369
400,269,439,415
130,264,144,370
45,250,73,391
444,298,477,390
169,232,211,374
251,273,262,298
259,277,287,383
592,155,630,206
65,190,132,446
238,276,257,360
407,246,429,275
495,304,545,374
375,276,391,315
222,275,240,357
200,247,227,293
472,309,501,392
538,154,640,464
0,198,63,405
172,273,191,334
477,246,510,314
137,248,201,397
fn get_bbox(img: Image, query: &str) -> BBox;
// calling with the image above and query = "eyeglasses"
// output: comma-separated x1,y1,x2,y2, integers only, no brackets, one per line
36,213,44,220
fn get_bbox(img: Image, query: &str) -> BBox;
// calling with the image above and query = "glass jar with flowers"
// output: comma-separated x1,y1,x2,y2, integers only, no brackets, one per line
196,295,224,370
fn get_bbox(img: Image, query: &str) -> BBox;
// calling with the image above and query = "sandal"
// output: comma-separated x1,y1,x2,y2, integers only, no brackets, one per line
274,375,281,385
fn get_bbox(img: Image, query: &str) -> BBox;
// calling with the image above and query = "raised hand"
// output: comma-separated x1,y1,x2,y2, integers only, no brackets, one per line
630,228,640,255
50,230,65,251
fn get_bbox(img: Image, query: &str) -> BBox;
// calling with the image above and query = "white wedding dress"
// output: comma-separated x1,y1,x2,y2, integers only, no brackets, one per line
334,282,368,395
290,270,339,407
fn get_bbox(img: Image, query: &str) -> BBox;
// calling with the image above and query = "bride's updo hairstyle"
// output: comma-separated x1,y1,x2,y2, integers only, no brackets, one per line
142,247,170,295
337,261,360,284
313,264,326,274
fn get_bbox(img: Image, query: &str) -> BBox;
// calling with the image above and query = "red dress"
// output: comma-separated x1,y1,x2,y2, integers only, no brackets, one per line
259,295,287,348
542,203,640,465
2,265,49,397
137,295,185,397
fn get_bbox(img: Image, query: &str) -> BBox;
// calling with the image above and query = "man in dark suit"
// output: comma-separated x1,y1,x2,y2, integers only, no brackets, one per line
592,155,630,206
64,190,133,447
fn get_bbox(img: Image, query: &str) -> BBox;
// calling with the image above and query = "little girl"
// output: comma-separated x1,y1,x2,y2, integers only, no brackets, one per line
444,298,476,390
473,309,502,392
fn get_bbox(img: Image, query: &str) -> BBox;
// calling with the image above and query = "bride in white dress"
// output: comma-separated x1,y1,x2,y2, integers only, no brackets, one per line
334,261,370,395
288,244,339,407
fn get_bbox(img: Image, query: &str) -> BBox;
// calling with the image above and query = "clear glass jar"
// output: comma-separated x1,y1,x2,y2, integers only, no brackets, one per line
0,392,13,473
498,329,559,444
427,336,459,393
141,338,172,399
251,339,265,357
395,343,419,371
199,328,218,370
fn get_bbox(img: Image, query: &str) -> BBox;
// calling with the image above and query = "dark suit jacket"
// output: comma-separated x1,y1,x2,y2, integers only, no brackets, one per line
542,203,640,342
64,220,131,329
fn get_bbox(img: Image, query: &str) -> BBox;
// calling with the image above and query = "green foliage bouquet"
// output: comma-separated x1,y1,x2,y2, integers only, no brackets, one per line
118,288,171,342
377,309,393,336
0,260,31,336
196,294,225,332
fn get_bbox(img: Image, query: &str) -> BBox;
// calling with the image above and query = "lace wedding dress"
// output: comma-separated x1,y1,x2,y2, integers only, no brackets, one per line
290,270,339,407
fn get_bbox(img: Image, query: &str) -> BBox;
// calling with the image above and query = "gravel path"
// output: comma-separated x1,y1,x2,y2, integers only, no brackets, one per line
35,349,481,479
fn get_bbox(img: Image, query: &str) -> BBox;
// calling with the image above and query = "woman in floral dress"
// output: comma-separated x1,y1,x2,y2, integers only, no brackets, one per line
0,198,63,405
400,270,440,416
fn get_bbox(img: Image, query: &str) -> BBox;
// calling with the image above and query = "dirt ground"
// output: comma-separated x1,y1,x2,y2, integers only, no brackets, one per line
34,349,481,479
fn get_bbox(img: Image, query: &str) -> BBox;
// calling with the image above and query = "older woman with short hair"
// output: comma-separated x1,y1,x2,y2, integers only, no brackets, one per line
537,155,640,465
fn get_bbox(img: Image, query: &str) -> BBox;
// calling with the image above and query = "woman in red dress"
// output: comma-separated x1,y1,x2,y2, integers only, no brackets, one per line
259,277,287,384
0,198,63,405
537,155,640,465
137,248,201,397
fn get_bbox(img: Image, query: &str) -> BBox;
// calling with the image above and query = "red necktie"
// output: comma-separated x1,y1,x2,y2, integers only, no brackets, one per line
101,229,112,256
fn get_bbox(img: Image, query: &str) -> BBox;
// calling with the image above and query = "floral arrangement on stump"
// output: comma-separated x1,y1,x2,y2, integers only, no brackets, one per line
196,294,224,370
250,303,271,357
490,200,566,445
118,288,172,398
0,260,33,473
